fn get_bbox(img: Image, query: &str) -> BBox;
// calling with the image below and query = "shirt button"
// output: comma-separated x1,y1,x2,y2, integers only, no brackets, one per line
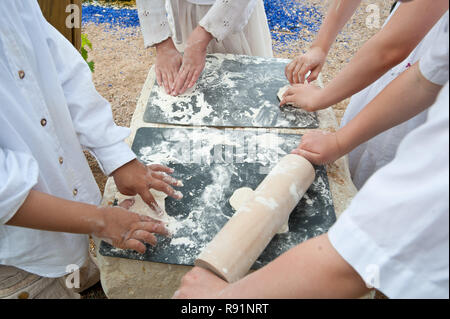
18,291,29,299
59,157,64,164
18,70,25,79
73,189,78,196
40,118,47,126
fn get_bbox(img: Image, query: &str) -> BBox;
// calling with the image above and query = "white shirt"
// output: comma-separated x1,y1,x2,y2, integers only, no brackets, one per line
136,0,259,47
341,10,449,190
0,1,136,277
329,82,449,298
419,12,449,86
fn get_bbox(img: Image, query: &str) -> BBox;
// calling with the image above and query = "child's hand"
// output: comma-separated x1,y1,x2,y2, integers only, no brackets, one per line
285,46,327,84
173,267,228,299
279,83,324,112
291,130,342,165
171,26,213,96
94,204,169,254
155,38,183,94
112,159,183,216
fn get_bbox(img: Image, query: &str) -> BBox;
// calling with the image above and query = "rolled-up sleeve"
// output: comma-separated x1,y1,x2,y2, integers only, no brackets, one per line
0,148,39,224
137,0,172,48
199,0,258,42
44,22,136,176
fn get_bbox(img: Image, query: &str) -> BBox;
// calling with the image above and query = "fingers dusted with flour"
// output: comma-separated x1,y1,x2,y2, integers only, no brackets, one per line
112,159,183,216
291,130,343,165
155,38,183,94
94,206,170,254
279,83,324,112
171,26,213,96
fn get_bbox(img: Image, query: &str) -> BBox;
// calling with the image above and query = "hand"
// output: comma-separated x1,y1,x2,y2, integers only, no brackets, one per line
111,159,183,216
291,130,343,165
172,26,213,96
94,202,169,254
155,38,183,94
279,83,324,112
285,46,327,84
173,267,229,299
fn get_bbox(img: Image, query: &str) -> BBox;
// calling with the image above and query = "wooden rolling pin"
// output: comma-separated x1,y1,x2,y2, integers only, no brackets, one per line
195,154,315,282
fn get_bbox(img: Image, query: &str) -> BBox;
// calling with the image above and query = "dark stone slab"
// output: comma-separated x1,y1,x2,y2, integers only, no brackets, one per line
143,54,319,129
100,127,335,269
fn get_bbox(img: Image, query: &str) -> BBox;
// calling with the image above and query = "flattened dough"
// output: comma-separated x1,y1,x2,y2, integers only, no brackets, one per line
229,187,289,234
277,85,293,106
229,187,254,211
115,189,170,223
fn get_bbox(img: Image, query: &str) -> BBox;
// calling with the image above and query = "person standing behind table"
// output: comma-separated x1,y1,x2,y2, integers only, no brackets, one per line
136,0,273,96
0,0,182,299
280,0,448,189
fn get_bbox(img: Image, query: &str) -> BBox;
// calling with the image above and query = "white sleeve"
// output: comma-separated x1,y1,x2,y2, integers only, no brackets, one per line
328,83,449,299
137,0,172,48
419,11,449,85
199,0,259,42
44,22,136,176
0,148,39,224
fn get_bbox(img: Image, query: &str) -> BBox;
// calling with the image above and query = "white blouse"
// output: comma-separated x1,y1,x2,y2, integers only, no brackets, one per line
136,0,259,47
0,1,136,277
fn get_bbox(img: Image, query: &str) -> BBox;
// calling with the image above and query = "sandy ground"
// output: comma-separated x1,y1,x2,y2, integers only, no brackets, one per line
80,0,393,298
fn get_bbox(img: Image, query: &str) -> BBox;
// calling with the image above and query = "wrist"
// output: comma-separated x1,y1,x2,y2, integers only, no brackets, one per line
111,158,136,178
310,41,330,56
88,205,110,238
189,26,213,49
334,129,351,157
156,37,177,53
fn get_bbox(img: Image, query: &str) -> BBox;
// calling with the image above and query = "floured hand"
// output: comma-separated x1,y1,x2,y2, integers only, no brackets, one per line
279,83,324,112
291,130,342,165
94,204,169,254
171,26,213,96
155,38,183,95
112,159,183,216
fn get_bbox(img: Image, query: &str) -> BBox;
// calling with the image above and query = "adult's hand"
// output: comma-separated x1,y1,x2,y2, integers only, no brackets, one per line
111,159,183,216
285,46,327,84
171,26,213,96
155,38,183,94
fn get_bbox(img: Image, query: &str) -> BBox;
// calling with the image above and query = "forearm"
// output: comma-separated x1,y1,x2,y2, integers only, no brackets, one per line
186,26,213,51
337,62,443,155
7,190,103,235
199,0,256,42
136,0,172,48
312,0,362,53
218,234,368,298
317,0,448,109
